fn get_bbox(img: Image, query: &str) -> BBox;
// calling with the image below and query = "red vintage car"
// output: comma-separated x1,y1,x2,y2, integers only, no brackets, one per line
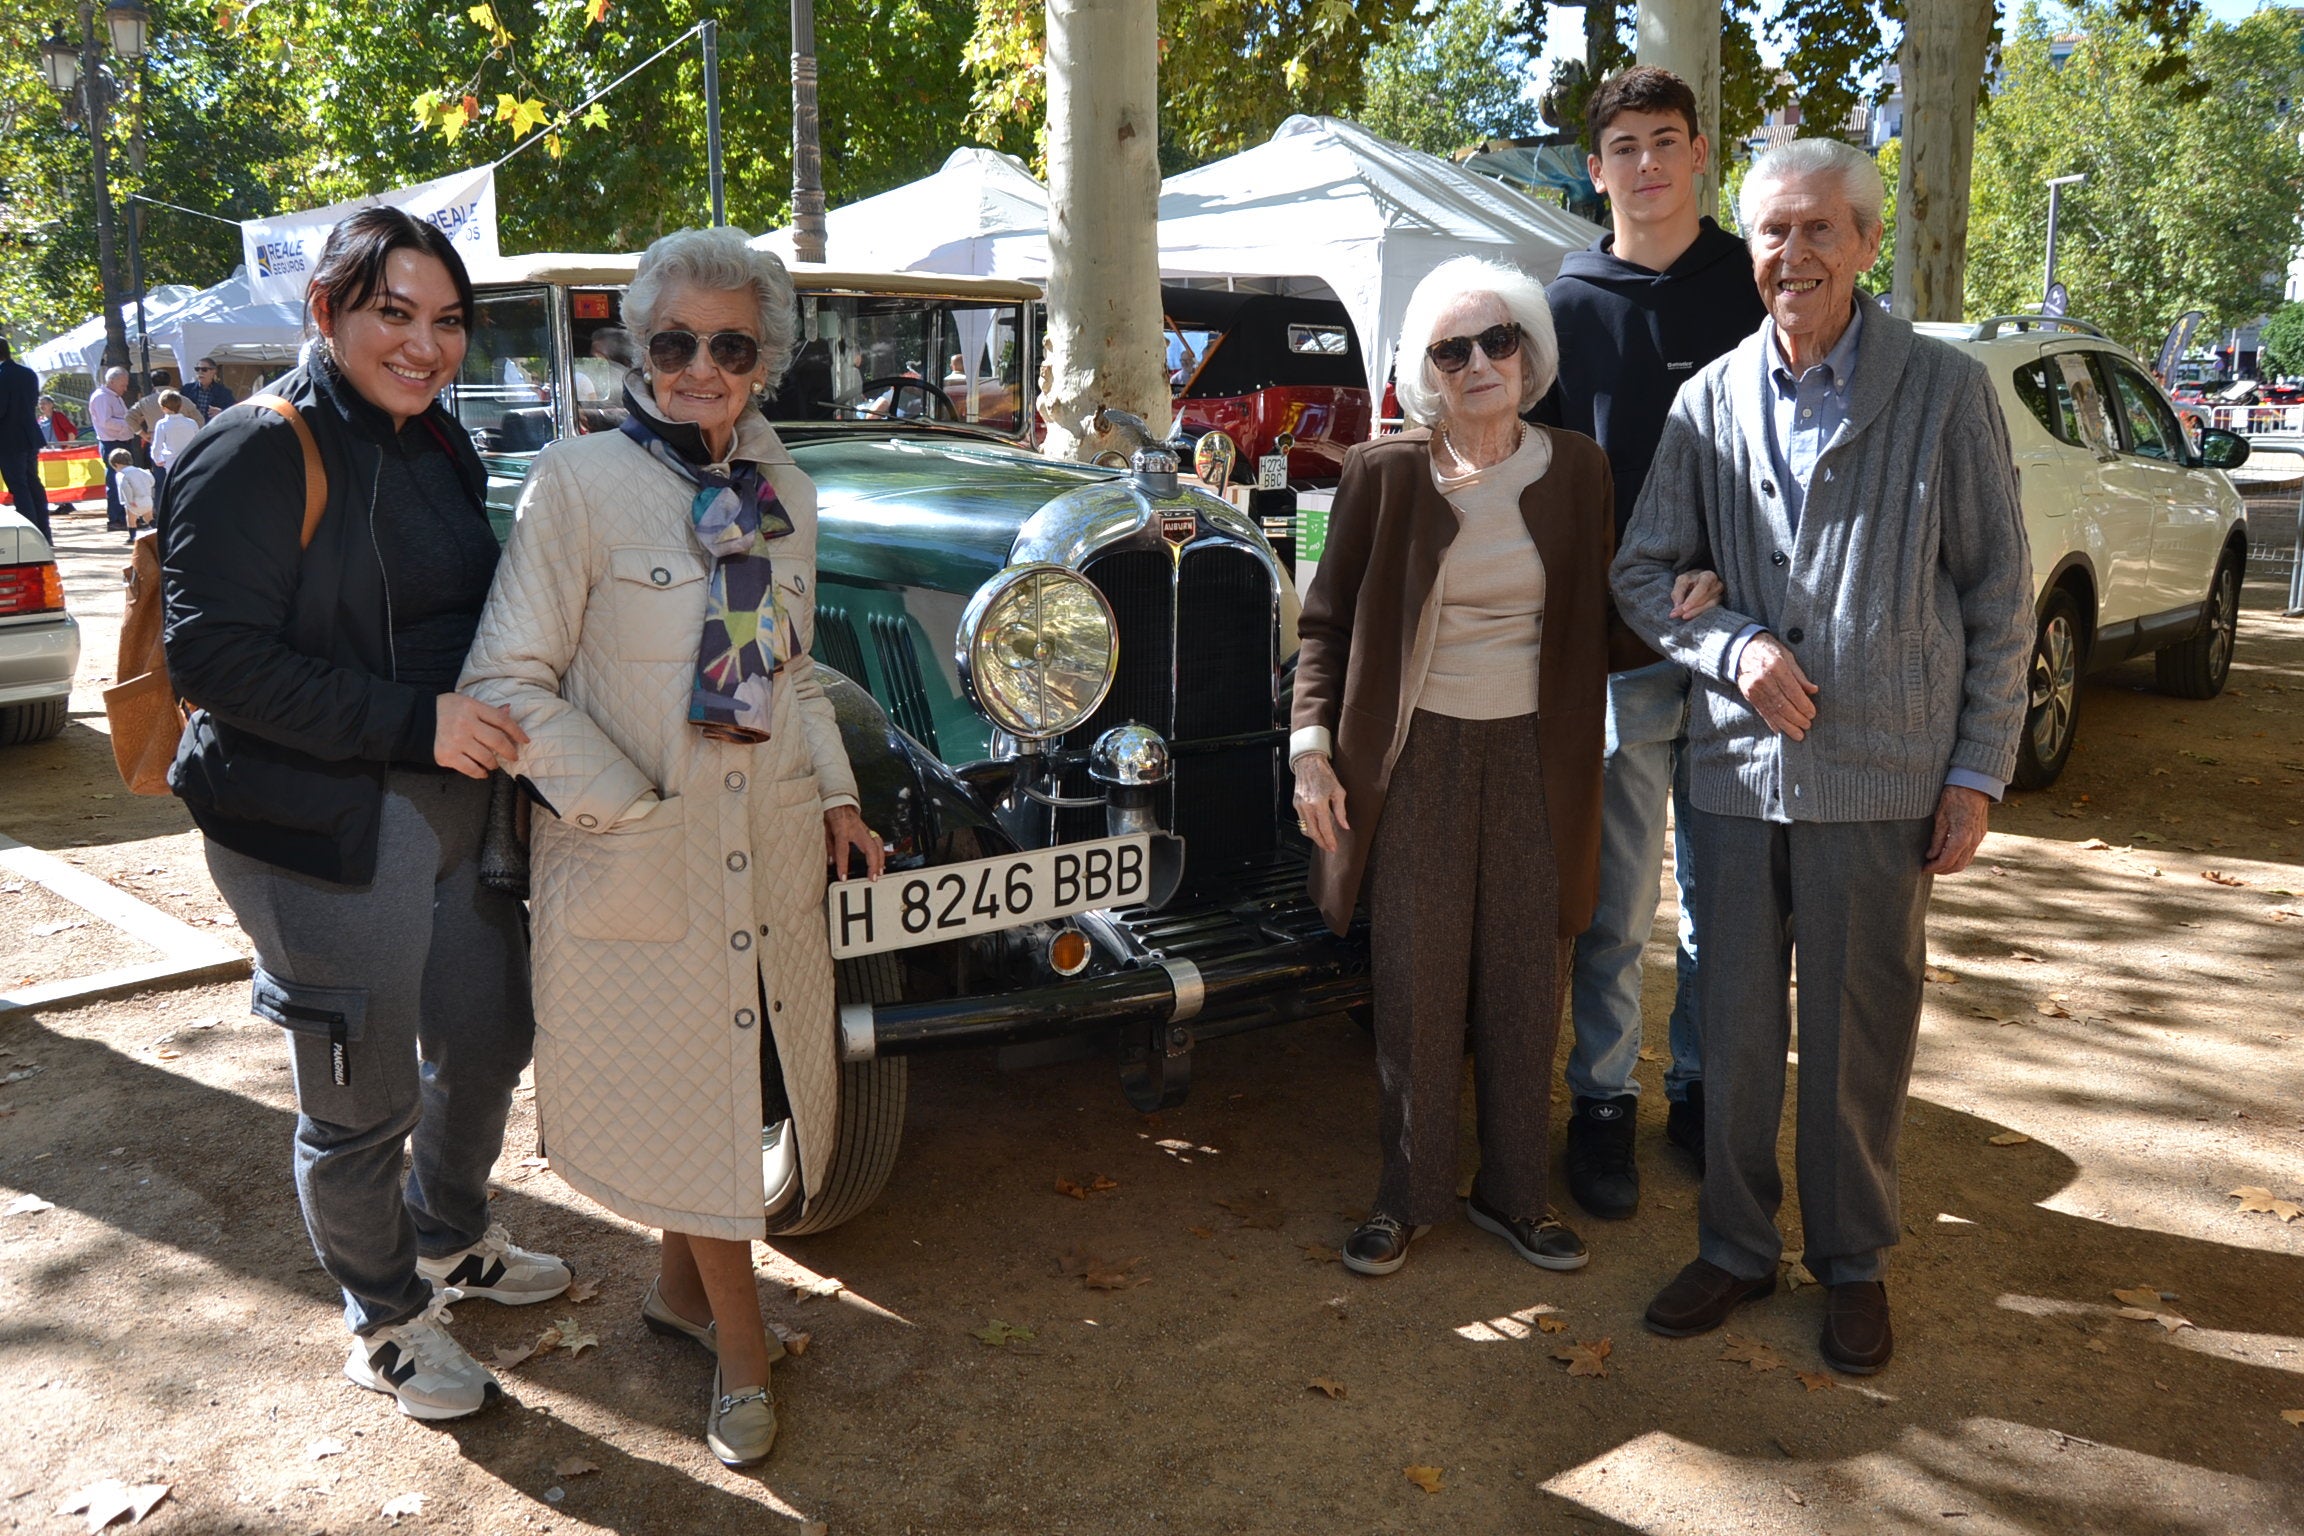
1164,287,1371,484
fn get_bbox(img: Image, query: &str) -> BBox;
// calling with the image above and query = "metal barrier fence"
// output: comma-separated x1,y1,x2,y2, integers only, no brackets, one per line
2240,485,2303,615
2191,403,2304,434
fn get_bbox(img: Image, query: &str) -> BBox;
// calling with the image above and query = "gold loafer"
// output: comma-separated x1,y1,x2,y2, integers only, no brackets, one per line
706,1364,777,1467
641,1280,785,1363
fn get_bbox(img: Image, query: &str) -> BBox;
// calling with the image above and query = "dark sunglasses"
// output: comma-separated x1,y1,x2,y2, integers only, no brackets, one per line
1426,322,1523,374
646,329,761,374
194,365,216,374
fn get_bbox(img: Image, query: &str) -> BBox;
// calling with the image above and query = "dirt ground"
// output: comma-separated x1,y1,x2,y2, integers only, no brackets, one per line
3,501,2301,1536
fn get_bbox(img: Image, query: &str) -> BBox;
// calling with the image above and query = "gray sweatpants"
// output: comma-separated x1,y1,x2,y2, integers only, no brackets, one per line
1683,805,1933,1288
1367,711,1564,1226
206,770,534,1335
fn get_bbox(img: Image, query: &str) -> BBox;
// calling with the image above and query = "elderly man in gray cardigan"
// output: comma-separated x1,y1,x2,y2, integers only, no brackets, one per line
1611,137,2032,1375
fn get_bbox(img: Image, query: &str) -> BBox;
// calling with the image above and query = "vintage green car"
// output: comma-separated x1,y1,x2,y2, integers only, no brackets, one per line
456,254,1369,1233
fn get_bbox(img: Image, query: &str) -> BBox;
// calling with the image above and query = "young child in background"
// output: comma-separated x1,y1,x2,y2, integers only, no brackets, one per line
109,447,155,539
148,389,200,505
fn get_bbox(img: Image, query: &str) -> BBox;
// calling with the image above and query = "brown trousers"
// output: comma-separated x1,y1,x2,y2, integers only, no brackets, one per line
1368,710,1564,1225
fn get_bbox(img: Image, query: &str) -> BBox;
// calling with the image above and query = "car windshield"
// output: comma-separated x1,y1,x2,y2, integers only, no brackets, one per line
770,294,1031,433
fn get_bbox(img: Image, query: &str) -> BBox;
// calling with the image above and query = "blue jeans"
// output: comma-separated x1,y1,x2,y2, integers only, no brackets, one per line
204,771,535,1334
1566,659,1703,1103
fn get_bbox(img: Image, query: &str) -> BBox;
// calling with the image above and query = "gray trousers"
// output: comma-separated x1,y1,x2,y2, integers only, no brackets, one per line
1368,711,1563,1226
1684,805,1933,1287
206,770,535,1334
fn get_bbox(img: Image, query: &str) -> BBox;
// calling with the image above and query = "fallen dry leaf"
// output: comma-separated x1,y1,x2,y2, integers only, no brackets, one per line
789,1276,845,1301
2201,870,2246,887
2281,1409,2304,1427
1300,1243,1340,1264
1784,1262,1819,1291
1554,1337,1613,1378
2035,999,2071,1018
2113,1286,2171,1308
563,1277,600,1304
1055,1176,1086,1199
1719,1334,1787,1372
1536,1316,1570,1334
1636,1047,1660,1061
1403,1465,1445,1494
1988,1131,2031,1147
553,1318,599,1355
1306,1376,1347,1400
2117,1306,2195,1332
770,1320,812,1356
1215,1191,1285,1229
1187,1225,1214,1240
1785,1486,1808,1506
1924,965,1960,984
57,1481,170,1532
2086,1338,2110,1353
552,1456,598,1478
5,1193,55,1216
2078,837,2112,851
1795,1370,1836,1391
381,1492,426,1520
970,1319,1034,1347
493,1339,541,1369
2230,1186,2304,1222
307,1437,347,1460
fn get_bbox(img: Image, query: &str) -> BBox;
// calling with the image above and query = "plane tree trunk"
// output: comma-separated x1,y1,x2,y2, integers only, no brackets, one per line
1892,0,1996,320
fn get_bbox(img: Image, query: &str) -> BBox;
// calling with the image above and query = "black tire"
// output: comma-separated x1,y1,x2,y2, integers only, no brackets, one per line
0,698,68,746
767,951,909,1236
2154,552,2241,700
2012,588,2084,791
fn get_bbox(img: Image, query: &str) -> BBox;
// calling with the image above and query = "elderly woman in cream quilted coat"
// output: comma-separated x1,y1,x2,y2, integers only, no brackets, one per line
460,227,881,1467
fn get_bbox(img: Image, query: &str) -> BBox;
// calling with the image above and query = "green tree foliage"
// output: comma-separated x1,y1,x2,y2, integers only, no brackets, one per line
2255,300,2304,379
1965,1,2304,354
1361,0,1544,154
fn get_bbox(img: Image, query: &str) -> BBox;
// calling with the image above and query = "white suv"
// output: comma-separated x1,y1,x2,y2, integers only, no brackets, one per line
1926,316,2252,789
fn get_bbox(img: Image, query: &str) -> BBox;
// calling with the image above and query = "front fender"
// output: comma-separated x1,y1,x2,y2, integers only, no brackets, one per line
823,667,1014,871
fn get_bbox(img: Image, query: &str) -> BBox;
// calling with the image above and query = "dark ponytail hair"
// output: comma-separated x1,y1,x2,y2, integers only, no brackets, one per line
303,205,476,340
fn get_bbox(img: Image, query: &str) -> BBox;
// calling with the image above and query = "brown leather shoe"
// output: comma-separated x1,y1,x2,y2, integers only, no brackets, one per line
1820,1281,1893,1374
1643,1258,1777,1337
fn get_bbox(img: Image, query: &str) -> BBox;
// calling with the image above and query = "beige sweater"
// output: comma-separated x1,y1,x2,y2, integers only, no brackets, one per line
1419,427,1550,720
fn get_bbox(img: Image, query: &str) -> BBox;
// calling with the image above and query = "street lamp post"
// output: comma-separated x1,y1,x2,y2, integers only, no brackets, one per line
790,0,826,264
36,0,151,375
2043,172,2086,310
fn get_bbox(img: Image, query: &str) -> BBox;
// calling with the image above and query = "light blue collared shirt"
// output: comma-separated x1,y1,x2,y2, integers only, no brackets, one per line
1732,300,2003,804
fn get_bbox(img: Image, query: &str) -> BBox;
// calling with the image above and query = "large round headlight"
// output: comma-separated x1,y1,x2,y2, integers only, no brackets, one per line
956,563,1118,741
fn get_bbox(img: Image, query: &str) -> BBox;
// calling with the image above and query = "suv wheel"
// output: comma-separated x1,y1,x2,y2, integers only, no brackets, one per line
0,698,68,746
766,951,910,1236
2012,588,2083,790
2154,552,2241,700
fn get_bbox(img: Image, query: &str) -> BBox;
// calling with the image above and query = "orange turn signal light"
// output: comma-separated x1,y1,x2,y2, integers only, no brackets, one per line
1048,928,1091,977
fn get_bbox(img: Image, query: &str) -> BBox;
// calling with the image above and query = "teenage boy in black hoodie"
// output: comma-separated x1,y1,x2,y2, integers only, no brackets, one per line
1535,66,1769,1221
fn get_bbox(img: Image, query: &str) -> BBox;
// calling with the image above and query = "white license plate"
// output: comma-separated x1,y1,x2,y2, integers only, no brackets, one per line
827,834,1153,959
1257,452,1289,489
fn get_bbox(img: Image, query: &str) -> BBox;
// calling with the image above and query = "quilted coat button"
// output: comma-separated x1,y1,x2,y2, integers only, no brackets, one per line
725,771,747,792
773,999,783,1013
577,814,598,829
734,1008,756,1029
726,852,748,872
732,930,752,951
651,567,671,585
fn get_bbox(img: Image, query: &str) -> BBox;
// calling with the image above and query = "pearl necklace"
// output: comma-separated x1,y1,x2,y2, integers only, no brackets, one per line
1440,419,1525,474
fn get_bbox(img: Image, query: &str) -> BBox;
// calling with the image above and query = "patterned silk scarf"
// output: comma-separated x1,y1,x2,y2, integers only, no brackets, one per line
620,397,799,742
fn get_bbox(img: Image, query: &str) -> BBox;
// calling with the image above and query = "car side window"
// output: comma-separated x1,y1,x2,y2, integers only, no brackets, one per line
2052,352,2121,455
2101,355,2184,462
2012,359,2084,446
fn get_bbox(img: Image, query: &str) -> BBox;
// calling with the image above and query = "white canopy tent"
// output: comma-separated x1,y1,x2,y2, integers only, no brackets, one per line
148,267,309,375
1142,116,1604,401
754,147,1049,277
23,283,203,380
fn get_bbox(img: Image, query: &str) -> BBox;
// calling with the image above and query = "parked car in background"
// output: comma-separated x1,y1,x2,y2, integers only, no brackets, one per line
0,506,80,745
456,254,1362,1236
1931,315,2251,788
1163,287,1370,484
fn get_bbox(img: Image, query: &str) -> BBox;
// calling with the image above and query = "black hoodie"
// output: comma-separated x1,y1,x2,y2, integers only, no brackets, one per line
1535,217,1768,539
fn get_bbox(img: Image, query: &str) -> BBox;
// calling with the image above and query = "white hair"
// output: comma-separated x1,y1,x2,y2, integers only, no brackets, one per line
1737,138,1888,237
104,366,128,385
622,226,798,386
1393,256,1559,429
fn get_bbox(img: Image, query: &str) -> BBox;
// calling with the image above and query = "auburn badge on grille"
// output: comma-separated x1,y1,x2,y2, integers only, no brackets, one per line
1160,512,1197,547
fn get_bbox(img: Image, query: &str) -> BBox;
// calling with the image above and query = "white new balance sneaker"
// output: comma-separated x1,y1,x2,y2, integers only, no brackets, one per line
416,1222,572,1305
344,1291,500,1420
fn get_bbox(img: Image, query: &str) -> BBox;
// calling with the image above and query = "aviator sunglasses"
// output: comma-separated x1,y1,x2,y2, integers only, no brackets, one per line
646,328,762,374
1426,322,1523,374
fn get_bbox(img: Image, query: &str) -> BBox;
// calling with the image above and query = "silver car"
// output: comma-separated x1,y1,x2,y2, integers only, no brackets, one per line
0,508,81,744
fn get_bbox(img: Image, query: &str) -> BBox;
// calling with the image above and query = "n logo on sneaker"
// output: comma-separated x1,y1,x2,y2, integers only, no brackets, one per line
370,1341,420,1387
442,1254,508,1291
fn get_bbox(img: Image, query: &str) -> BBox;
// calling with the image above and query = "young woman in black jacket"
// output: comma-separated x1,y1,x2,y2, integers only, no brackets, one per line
162,207,570,1421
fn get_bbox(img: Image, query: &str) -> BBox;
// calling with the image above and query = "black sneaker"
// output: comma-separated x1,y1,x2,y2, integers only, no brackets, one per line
1565,1093,1640,1219
1341,1213,1428,1276
1465,1190,1589,1270
1666,1084,1705,1172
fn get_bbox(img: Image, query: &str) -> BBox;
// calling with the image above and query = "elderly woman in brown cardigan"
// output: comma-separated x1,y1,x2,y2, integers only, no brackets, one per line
1291,256,1719,1277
